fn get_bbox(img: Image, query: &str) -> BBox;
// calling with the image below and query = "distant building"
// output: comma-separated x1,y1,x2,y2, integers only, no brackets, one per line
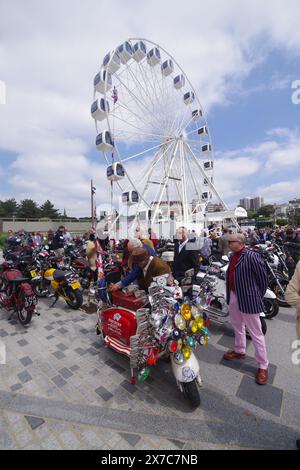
239,197,251,210
239,196,264,211
251,197,264,211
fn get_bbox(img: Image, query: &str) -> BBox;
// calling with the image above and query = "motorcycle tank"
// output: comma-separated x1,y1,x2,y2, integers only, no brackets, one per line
44,268,55,281
101,306,137,346
2,269,23,282
72,257,89,269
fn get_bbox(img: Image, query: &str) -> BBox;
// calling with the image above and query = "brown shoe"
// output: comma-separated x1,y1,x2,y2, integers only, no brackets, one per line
256,368,268,385
223,350,246,361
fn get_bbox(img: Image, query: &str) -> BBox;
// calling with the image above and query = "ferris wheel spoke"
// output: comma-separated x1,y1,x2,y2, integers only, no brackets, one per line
125,58,157,116
184,141,227,210
109,111,164,141
113,68,160,126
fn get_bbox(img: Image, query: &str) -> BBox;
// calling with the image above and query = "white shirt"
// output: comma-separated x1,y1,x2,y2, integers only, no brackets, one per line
178,238,189,254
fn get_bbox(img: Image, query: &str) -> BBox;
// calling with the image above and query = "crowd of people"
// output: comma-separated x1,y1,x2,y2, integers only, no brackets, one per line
2,222,300,448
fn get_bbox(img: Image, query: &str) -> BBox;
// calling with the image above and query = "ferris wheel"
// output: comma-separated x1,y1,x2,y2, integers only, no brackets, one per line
91,38,228,232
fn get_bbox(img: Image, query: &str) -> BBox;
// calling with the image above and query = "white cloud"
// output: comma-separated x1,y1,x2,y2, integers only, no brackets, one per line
1,0,300,215
257,179,300,203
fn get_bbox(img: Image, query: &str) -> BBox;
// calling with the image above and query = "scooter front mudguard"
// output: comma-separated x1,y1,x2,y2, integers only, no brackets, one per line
264,288,277,299
170,351,201,387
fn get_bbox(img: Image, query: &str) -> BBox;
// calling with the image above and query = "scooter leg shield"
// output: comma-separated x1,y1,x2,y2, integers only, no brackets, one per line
170,351,200,384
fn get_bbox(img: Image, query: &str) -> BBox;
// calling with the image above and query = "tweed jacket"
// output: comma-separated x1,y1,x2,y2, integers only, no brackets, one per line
226,247,268,314
138,256,171,292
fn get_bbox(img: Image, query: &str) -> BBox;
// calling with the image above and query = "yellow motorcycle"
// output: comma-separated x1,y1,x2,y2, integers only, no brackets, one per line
43,268,83,310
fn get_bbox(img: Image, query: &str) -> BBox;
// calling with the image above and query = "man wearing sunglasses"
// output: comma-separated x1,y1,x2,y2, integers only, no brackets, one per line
223,233,269,385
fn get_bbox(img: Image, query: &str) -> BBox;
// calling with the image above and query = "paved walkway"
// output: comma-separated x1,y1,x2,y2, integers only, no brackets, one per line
0,272,299,449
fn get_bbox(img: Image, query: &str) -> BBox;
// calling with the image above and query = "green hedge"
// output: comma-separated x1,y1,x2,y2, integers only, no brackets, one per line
0,233,6,248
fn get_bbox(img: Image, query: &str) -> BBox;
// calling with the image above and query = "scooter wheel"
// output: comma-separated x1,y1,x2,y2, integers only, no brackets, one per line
182,379,201,408
263,298,279,319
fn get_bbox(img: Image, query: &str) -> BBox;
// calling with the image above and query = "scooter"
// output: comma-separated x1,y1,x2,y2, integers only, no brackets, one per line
194,256,279,324
96,271,206,408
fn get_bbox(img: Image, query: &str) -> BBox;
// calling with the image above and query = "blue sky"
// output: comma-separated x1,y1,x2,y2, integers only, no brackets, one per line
0,0,300,216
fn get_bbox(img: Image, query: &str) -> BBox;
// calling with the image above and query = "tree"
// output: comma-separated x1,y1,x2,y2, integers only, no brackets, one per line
39,200,61,219
247,210,258,219
17,199,40,219
0,198,18,218
257,205,275,218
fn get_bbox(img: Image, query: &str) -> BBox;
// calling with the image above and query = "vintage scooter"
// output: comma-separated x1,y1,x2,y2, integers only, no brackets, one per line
96,271,209,408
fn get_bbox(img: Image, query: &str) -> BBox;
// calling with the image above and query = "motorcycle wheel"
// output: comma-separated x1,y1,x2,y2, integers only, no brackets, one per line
182,379,201,408
64,287,83,309
33,282,49,298
263,298,279,319
269,279,290,307
16,307,33,325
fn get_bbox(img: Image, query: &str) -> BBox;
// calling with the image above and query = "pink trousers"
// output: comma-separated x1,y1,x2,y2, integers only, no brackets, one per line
229,291,269,370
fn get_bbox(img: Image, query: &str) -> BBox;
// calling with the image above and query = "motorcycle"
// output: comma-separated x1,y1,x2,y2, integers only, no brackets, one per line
23,249,83,309
64,244,92,289
96,270,205,408
253,245,290,307
194,256,278,323
43,267,83,309
0,261,39,325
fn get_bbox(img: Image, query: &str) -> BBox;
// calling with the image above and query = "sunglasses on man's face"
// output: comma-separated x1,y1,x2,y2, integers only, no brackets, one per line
228,240,240,243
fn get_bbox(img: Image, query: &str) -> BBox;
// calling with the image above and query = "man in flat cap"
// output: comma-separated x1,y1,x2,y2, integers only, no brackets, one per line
111,247,171,293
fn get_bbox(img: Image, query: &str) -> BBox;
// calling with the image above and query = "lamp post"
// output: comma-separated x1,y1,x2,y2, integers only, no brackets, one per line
91,180,96,230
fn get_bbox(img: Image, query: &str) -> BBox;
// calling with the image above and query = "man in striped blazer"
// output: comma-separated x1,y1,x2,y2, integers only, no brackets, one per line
223,233,269,385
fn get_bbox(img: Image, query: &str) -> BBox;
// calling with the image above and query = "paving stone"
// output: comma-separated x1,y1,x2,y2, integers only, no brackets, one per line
10,384,23,392
70,365,80,372
80,328,89,334
220,358,244,372
120,380,137,395
57,430,81,449
58,368,73,379
44,325,54,331
17,339,28,347
17,370,32,384
56,343,68,351
240,362,277,385
0,430,15,449
24,415,45,430
0,329,8,337
19,356,33,367
109,362,126,374
236,375,283,416
41,434,63,450
52,351,66,360
95,386,113,402
51,375,67,388
57,327,68,334
74,347,86,356
119,432,141,447
168,438,185,449
87,348,99,356
46,335,55,340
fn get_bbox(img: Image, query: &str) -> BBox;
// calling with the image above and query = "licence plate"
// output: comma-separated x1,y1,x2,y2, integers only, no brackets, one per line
30,270,37,277
70,281,81,290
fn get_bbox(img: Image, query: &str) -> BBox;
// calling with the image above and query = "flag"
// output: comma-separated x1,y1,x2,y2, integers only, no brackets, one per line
111,86,118,104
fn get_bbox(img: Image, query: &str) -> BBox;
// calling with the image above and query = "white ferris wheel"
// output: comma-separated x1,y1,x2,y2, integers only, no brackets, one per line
91,38,230,234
